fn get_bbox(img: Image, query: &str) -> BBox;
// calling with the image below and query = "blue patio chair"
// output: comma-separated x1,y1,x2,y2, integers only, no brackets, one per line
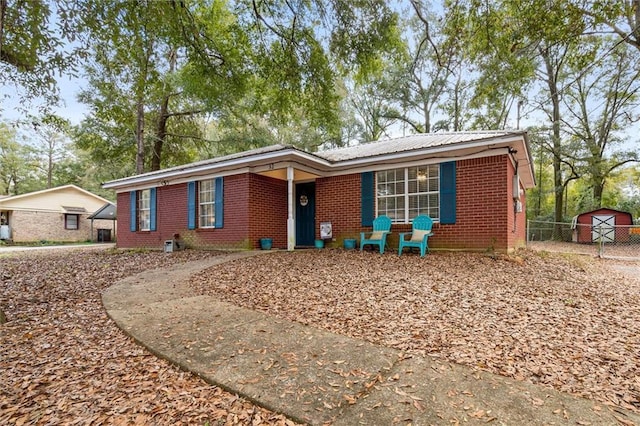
360,215,392,254
398,215,434,257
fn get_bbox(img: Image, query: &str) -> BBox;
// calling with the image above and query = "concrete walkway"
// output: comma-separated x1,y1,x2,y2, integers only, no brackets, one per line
102,251,640,425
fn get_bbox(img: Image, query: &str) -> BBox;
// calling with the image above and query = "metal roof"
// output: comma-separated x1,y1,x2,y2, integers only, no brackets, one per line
102,131,534,190
87,202,116,220
316,131,523,162
104,144,296,186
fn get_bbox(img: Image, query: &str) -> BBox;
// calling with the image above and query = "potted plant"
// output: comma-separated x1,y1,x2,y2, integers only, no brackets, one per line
343,238,357,250
260,238,273,250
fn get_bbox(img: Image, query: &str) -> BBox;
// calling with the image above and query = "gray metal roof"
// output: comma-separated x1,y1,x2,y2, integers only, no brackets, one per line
102,131,534,190
103,144,296,186
317,131,524,162
87,203,116,220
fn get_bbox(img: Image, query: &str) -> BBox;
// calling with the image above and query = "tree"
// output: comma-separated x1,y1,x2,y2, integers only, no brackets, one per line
445,0,593,225
348,81,398,141
526,127,555,219
611,165,640,219
384,4,456,133
77,1,206,174
0,0,81,112
561,39,640,208
0,121,34,195
574,0,640,52
536,42,580,223
29,115,73,189
75,0,402,174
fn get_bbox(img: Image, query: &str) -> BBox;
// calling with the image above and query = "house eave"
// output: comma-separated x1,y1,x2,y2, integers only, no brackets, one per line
103,132,535,191
102,148,332,191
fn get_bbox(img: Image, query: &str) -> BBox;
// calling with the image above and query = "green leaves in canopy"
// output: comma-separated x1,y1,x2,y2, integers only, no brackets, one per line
327,0,403,82
0,0,81,110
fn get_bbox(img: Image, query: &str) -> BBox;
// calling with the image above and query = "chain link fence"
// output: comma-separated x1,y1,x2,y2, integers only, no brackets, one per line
527,220,640,260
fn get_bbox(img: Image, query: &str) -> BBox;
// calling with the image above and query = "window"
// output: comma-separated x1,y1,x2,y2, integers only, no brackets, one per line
130,188,156,232
188,178,223,230
377,165,440,223
65,214,79,230
138,189,151,231
199,179,216,228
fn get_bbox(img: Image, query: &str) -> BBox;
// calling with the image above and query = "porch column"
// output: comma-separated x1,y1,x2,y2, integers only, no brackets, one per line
287,166,295,251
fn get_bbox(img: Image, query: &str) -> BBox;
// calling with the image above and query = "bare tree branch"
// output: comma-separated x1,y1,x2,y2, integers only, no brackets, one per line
409,0,443,68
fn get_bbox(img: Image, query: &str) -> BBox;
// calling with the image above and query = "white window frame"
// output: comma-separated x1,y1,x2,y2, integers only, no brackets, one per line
376,165,440,223
138,189,151,231
199,179,216,228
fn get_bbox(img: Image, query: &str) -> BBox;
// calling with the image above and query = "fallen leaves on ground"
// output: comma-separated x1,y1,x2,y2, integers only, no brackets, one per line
189,249,640,414
0,249,296,425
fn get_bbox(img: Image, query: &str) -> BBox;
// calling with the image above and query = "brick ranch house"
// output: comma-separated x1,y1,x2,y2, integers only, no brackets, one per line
103,131,535,252
0,184,115,243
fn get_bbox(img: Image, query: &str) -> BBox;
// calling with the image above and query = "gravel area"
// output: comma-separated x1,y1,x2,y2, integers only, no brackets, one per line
190,249,640,414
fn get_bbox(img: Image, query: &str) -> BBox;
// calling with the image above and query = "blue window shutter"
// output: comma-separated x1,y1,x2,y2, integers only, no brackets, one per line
187,181,196,230
129,191,137,232
440,162,456,224
149,187,157,231
214,177,224,228
361,172,374,226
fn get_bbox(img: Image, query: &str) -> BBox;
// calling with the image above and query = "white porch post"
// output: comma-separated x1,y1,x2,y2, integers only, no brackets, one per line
287,166,295,251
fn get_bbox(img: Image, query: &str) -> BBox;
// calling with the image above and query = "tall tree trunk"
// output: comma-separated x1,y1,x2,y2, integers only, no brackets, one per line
134,26,153,175
151,95,169,172
135,98,145,174
536,143,543,217
423,106,430,133
150,48,176,172
542,49,564,227
47,147,53,188
453,73,462,131
0,0,6,56
593,178,605,208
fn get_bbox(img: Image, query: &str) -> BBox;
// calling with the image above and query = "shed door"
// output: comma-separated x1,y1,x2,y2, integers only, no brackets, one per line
592,215,615,243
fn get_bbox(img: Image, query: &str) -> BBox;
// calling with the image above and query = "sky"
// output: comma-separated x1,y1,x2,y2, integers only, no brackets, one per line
0,75,87,125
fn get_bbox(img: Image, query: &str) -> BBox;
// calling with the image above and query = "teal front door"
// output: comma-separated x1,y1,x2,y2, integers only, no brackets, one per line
295,182,315,246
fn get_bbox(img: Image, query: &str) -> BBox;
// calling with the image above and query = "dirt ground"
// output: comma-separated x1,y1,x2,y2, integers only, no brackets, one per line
190,248,640,415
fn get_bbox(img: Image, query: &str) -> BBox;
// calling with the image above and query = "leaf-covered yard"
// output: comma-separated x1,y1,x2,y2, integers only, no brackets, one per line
190,249,640,415
2,248,638,424
0,249,295,425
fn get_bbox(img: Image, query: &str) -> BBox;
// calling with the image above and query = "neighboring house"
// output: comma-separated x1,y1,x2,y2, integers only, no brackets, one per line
0,185,114,243
103,131,535,252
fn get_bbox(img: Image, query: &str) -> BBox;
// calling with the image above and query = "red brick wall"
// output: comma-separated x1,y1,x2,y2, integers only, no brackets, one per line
117,175,251,249
116,156,527,251
316,173,363,243
248,174,288,249
433,154,524,251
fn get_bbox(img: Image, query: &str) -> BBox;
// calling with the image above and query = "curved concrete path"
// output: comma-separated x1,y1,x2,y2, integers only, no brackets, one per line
102,251,640,425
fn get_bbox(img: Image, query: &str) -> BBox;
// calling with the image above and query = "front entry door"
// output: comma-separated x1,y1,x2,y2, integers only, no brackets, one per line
295,182,315,246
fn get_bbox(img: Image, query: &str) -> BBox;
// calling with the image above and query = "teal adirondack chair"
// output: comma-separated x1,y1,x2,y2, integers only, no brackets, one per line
360,215,392,254
398,215,434,257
